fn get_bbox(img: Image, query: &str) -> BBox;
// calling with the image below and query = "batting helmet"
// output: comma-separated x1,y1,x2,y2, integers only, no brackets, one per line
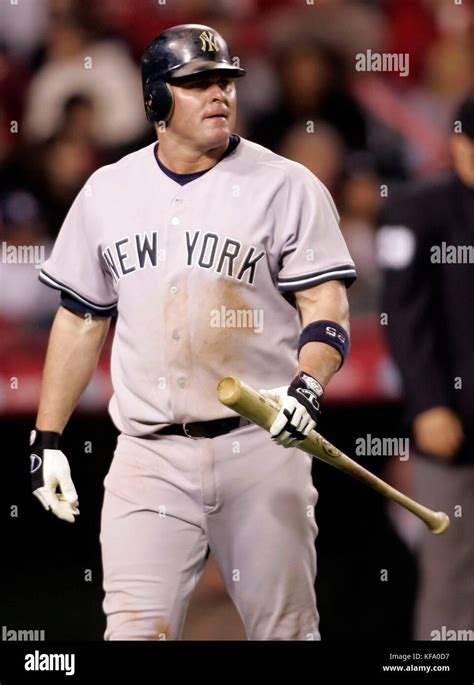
141,24,246,124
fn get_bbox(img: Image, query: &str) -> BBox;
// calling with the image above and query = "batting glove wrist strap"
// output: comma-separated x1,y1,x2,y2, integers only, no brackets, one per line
288,372,324,423
30,429,60,450
29,428,61,492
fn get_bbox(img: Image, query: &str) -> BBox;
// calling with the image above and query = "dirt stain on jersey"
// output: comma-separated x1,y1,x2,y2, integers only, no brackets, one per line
164,276,259,417
193,279,257,365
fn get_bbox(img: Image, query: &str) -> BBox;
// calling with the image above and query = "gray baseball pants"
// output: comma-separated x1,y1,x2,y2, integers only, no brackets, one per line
100,423,319,640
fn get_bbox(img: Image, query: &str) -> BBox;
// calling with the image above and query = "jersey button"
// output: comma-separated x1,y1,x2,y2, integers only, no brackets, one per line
171,217,180,225
172,330,180,341
178,378,186,388
170,286,178,294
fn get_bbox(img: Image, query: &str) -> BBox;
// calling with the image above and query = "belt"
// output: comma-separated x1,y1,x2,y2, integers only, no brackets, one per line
157,416,251,439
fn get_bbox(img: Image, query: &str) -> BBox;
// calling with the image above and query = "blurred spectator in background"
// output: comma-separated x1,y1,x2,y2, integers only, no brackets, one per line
22,6,147,151
250,39,367,153
21,124,101,240
402,35,472,176
0,0,48,60
266,0,385,65
56,94,96,143
379,93,474,639
352,0,472,180
279,120,345,195
280,124,381,313
0,189,57,326
339,153,381,313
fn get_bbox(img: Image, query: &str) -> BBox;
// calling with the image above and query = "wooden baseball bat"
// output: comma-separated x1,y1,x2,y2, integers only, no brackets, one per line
217,376,450,535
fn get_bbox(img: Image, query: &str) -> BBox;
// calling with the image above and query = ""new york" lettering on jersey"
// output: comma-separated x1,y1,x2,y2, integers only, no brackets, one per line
101,230,266,285
185,230,265,285
102,232,159,281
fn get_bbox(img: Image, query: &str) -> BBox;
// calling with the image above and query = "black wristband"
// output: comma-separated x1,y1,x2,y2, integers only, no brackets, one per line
30,428,60,450
297,320,350,369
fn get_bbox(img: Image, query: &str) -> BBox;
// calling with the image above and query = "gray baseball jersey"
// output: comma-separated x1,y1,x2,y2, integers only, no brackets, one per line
40,137,356,435
39,136,356,640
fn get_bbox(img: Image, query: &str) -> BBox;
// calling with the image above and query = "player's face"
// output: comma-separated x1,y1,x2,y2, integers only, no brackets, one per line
168,73,237,150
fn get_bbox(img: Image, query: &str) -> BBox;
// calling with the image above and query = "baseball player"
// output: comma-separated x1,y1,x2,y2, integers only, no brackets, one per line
30,24,356,640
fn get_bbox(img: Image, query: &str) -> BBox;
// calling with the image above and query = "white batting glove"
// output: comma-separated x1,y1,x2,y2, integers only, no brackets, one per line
260,373,324,448
30,429,80,523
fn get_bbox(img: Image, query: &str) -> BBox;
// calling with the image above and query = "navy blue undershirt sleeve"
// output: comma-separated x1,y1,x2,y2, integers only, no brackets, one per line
60,292,117,318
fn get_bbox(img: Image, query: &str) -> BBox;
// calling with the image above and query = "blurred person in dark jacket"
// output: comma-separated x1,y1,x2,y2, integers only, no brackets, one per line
379,93,474,640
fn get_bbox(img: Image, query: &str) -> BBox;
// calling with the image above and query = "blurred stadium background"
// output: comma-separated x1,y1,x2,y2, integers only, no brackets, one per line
0,0,472,641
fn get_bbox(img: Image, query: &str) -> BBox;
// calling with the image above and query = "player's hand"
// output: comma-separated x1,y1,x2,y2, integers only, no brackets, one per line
413,407,464,463
259,372,324,448
29,429,80,523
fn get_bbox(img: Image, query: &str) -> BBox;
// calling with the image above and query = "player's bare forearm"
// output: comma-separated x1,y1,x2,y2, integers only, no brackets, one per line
294,280,350,387
36,306,111,433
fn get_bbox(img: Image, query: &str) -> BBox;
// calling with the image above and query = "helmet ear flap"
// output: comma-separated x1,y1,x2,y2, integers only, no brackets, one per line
143,80,174,125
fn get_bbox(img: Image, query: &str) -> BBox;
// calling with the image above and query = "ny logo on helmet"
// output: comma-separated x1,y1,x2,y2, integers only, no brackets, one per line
199,31,218,52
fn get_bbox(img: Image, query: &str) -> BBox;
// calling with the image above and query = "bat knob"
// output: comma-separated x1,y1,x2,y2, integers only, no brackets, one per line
430,512,450,535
